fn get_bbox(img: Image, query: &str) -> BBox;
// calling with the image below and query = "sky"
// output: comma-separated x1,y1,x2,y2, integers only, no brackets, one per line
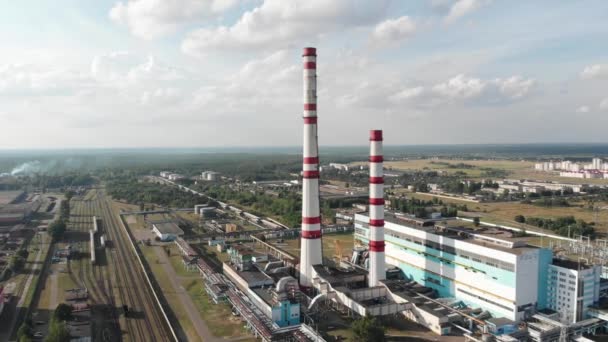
1,0,608,149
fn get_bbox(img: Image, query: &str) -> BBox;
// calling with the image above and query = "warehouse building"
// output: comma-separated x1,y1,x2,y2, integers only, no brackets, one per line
151,221,184,241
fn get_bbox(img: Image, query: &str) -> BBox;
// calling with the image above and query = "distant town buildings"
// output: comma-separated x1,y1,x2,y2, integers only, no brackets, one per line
159,171,185,181
201,171,220,181
534,158,608,179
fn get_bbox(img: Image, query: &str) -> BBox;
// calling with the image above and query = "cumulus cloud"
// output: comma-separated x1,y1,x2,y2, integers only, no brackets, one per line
0,63,87,96
581,64,608,80
445,0,491,23
181,0,389,55
193,50,299,112
109,0,239,39
374,74,536,109
371,16,416,46
91,52,182,86
576,106,590,113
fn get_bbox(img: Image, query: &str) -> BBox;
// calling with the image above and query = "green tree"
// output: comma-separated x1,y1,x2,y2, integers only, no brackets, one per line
514,215,525,223
54,303,73,321
17,321,33,341
473,217,480,227
351,316,385,342
46,319,70,342
48,220,67,241
9,255,26,272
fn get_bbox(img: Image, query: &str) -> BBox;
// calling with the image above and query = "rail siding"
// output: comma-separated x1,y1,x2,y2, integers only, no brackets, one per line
116,211,179,342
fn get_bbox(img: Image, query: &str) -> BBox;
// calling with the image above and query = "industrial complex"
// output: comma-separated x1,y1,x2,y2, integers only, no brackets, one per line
152,47,608,341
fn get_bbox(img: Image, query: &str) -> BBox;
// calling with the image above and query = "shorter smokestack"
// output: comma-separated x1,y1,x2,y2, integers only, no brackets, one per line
368,129,385,287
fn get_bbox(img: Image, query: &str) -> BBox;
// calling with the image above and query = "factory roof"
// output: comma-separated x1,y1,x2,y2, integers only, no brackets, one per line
358,212,540,255
151,222,184,235
551,258,594,271
312,264,367,286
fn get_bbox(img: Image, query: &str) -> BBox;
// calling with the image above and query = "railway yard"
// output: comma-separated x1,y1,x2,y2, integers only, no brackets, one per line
31,189,174,341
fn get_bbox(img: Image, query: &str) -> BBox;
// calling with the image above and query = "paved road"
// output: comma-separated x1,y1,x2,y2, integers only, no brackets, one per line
152,246,221,342
49,270,58,310
0,236,45,341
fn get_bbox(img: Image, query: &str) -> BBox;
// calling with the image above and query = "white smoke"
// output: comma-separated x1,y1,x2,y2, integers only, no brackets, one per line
9,158,84,176
11,160,43,175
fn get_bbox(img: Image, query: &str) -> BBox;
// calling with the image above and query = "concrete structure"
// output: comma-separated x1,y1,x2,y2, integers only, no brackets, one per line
546,259,601,323
328,163,350,171
201,171,220,181
223,246,302,328
368,129,385,287
355,214,553,321
225,223,239,233
299,47,322,288
151,222,184,241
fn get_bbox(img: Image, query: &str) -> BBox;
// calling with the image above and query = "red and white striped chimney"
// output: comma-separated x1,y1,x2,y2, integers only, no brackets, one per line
299,47,323,288
368,130,385,287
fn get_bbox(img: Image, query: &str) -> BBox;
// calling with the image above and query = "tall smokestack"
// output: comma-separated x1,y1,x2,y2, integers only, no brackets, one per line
299,47,323,288
368,130,385,287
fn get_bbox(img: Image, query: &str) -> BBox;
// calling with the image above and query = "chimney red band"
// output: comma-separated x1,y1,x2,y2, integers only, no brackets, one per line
302,47,317,57
369,240,385,252
304,103,317,111
369,198,385,205
369,219,384,227
369,177,384,184
303,157,319,164
303,117,317,124
369,155,383,163
301,230,322,239
370,130,383,141
304,62,316,69
302,216,321,224
303,171,320,179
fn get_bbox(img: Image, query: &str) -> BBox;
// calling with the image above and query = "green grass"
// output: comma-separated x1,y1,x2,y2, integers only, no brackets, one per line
182,279,251,339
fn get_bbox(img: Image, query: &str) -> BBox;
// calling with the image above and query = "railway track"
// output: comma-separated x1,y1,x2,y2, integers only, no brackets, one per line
94,189,172,342
64,190,172,341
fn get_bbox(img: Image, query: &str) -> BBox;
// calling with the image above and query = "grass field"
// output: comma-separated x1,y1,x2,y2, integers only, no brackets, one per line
355,158,608,185
277,233,355,261
405,191,608,236
182,278,254,340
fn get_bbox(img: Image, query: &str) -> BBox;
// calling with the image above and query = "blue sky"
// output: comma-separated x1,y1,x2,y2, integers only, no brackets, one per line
1,0,607,148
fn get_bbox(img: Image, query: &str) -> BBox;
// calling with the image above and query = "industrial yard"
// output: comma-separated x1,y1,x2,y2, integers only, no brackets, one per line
24,189,175,342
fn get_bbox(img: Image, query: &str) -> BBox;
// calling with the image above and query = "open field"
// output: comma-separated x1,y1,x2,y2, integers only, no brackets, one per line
356,158,608,185
276,233,355,261
404,191,608,237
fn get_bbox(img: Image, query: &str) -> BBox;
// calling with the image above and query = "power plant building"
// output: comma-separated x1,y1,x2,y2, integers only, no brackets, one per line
354,213,554,322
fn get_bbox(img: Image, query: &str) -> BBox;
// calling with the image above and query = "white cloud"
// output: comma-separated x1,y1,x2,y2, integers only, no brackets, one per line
433,74,486,99
181,0,389,55
576,105,590,113
0,63,87,96
140,87,181,105
91,52,182,86
388,86,425,103
445,0,491,23
372,16,416,45
600,98,608,110
109,0,239,39
581,64,608,80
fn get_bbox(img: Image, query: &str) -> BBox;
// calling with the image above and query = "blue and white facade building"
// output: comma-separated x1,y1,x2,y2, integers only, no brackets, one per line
546,259,601,323
354,213,553,322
